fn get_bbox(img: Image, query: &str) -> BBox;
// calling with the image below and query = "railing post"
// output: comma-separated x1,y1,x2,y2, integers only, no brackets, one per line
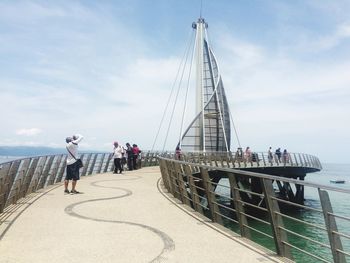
173,162,192,207
302,154,307,166
25,156,46,194
261,178,292,259
97,154,106,174
10,158,31,204
46,155,62,186
293,153,298,166
213,153,219,167
228,172,250,239
55,155,67,183
36,155,55,190
88,154,98,175
318,189,346,263
183,164,203,214
200,167,223,224
261,152,266,167
24,157,40,193
3,160,22,208
219,154,224,168
81,153,91,177
0,162,12,213
159,159,171,192
103,153,113,173
168,161,182,200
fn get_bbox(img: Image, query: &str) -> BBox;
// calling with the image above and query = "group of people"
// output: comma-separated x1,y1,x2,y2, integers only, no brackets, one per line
63,133,141,195
234,146,290,163
268,147,289,163
112,142,141,174
235,147,258,162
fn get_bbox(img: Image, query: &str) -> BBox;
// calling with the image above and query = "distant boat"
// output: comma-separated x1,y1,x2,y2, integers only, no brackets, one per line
330,180,345,184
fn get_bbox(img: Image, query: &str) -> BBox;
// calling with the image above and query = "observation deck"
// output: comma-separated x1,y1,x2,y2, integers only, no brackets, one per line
0,166,284,263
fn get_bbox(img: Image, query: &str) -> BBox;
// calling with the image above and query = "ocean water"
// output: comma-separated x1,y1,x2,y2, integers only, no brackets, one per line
0,156,23,164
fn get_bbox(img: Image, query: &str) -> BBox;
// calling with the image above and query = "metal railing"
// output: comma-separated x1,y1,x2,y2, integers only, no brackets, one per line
181,151,322,171
0,152,169,213
159,157,349,263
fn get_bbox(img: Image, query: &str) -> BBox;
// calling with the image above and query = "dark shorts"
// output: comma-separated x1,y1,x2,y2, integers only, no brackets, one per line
65,162,80,181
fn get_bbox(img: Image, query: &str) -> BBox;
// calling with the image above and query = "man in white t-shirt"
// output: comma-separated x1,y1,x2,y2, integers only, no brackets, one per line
113,141,125,174
65,134,84,194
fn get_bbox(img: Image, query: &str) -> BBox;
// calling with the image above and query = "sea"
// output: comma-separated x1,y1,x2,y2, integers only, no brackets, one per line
1,156,349,262
0,156,24,164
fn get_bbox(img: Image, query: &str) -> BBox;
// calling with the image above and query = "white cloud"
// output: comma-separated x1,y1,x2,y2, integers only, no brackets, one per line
16,128,43,136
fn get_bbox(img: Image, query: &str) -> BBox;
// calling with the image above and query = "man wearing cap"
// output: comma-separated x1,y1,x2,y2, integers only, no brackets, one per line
113,141,124,174
65,134,84,194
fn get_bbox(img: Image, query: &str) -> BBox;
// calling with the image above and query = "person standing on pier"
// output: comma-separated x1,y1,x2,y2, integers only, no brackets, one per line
65,134,84,194
245,147,252,162
268,147,273,164
235,147,243,161
275,148,281,163
175,145,182,160
112,142,124,174
132,144,141,170
125,143,133,171
282,149,289,164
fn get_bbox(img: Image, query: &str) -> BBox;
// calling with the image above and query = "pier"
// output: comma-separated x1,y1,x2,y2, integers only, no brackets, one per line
0,165,284,263
0,153,349,262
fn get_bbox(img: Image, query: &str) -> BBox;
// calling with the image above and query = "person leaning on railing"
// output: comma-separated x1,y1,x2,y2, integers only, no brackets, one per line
282,149,289,164
245,147,252,162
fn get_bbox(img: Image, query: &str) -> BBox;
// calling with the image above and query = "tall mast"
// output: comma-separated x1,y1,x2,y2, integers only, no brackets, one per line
193,18,208,152
180,17,231,153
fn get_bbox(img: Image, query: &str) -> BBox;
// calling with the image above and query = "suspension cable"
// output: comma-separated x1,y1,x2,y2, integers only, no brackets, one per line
229,106,242,149
179,31,196,148
150,30,194,151
162,29,195,151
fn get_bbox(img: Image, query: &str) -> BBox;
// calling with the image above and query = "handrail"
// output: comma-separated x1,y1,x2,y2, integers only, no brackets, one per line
0,152,165,213
180,151,322,171
159,157,348,263
0,150,326,262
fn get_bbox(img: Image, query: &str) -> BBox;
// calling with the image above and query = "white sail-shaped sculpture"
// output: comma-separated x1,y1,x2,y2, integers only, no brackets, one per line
180,18,231,152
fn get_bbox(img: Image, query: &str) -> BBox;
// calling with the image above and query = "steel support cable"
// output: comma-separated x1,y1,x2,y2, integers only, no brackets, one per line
228,106,241,149
151,30,194,152
179,30,196,148
162,30,195,151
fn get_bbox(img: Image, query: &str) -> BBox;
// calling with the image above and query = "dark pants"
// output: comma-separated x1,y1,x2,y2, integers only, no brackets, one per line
114,158,123,173
127,157,133,171
66,162,80,180
133,155,138,170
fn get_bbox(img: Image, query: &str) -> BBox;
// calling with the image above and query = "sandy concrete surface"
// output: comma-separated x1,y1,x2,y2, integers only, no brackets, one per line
0,167,287,263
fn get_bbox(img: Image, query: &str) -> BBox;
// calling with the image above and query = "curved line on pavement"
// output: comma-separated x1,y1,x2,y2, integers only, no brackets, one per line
64,186,174,262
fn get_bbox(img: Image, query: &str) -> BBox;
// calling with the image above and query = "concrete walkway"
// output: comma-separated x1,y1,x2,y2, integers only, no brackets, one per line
0,167,287,263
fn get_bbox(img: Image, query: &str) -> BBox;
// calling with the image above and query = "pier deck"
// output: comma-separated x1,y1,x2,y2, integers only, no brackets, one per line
0,167,286,263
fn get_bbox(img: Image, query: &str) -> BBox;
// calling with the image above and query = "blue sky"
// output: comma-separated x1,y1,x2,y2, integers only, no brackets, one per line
1,0,350,163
